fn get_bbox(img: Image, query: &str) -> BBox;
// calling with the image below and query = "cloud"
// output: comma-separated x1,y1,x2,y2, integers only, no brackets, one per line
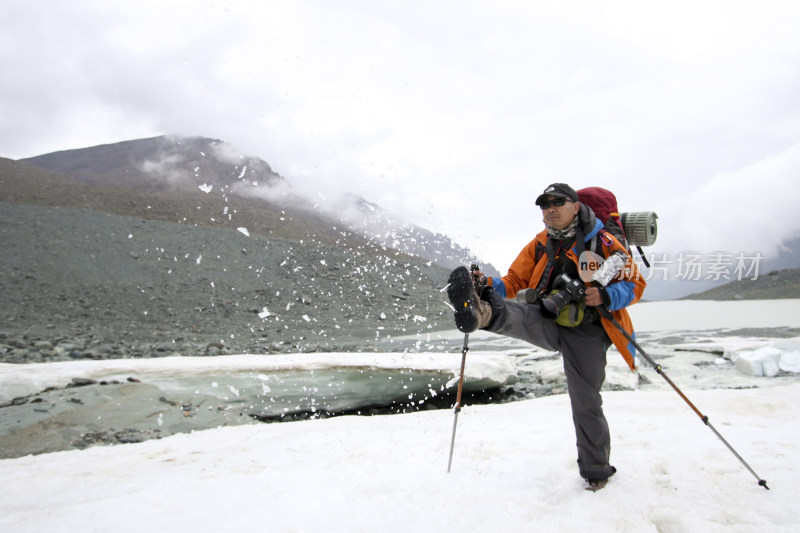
210,143,246,166
656,142,800,258
140,153,190,185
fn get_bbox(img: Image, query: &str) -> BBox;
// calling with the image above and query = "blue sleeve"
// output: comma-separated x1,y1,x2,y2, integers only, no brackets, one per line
605,280,635,311
491,277,507,298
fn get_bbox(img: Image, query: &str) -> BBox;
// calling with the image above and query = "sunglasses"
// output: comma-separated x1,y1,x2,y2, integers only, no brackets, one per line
538,197,570,209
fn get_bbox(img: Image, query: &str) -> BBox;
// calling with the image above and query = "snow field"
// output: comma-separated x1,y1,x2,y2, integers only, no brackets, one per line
1,383,797,533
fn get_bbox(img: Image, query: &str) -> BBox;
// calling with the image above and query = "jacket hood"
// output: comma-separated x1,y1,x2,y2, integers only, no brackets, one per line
578,203,603,241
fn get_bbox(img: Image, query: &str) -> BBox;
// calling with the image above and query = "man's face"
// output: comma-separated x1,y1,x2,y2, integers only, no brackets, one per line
540,195,580,230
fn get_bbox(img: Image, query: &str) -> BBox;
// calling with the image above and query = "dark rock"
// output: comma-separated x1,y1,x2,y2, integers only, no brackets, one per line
114,430,144,444
69,378,98,388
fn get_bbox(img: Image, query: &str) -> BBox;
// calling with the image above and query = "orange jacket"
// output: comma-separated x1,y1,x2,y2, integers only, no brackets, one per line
489,223,646,371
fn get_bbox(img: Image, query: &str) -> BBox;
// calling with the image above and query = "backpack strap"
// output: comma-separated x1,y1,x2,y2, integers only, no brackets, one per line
534,241,546,263
636,245,651,268
544,239,557,262
574,225,586,258
533,240,556,295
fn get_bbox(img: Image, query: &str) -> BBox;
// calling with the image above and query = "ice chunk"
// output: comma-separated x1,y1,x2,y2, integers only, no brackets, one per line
734,347,781,377
237,227,250,237
198,183,213,193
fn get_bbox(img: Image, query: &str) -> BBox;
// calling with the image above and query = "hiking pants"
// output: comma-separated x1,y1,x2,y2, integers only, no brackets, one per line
485,292,616,481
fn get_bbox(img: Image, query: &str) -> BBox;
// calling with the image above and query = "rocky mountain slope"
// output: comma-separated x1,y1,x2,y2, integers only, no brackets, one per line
0,200,451,361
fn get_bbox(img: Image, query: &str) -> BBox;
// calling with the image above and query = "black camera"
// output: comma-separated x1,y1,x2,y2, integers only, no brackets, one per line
539,273,585,318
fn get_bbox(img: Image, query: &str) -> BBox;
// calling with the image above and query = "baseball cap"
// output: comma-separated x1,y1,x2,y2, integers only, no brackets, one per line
535,183,579,206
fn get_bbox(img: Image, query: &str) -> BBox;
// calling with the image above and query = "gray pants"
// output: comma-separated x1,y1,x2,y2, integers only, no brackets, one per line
486,293,615,481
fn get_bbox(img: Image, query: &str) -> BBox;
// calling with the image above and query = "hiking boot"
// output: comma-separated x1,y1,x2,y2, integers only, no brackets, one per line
584,478,608,492
584,466,616,492
447,266,492,333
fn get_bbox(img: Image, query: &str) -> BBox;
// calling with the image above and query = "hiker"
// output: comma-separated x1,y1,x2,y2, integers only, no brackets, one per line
446,182,646,490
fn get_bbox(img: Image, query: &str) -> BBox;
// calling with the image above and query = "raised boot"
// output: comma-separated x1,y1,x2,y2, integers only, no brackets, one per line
447,266,492,333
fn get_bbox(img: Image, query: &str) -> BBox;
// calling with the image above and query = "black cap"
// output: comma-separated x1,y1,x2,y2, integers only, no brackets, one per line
535,183,579,206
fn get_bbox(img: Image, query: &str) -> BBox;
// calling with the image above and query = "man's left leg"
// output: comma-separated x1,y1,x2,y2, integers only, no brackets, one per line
560,319,616,483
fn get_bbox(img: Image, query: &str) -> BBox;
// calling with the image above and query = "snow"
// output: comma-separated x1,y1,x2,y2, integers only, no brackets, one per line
3,300,800,532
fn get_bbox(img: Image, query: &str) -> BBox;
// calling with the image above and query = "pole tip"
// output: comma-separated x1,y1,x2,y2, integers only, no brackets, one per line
758,479,770,490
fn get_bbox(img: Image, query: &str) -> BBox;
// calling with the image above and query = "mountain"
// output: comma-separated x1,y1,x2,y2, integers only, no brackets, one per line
16,136,493,272
13,136,345,244
20,135,286,192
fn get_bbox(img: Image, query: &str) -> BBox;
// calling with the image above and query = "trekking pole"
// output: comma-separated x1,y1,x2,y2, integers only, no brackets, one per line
597,306,769,490
447,332,469,473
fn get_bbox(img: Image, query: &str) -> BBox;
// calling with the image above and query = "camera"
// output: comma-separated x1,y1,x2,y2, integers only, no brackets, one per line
539,273,585,318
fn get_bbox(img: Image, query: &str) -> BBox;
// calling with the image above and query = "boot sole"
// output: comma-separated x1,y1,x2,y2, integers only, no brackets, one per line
447,267,478,333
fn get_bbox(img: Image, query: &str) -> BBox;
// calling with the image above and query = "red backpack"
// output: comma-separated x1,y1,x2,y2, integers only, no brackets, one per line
577,187,627,246
577,187,656,267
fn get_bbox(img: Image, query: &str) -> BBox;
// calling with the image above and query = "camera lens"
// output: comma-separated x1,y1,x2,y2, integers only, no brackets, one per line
539,273,584,319
540,290,571,318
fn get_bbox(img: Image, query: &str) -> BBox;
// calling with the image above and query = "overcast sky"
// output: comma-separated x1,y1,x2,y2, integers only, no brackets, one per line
2,1,799,272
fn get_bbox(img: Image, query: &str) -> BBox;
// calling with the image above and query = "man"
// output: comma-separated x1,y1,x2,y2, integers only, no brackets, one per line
446,183,645,490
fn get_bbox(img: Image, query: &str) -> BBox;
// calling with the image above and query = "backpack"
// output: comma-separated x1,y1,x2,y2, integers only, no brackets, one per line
577,187,657,267
577,187,627,247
